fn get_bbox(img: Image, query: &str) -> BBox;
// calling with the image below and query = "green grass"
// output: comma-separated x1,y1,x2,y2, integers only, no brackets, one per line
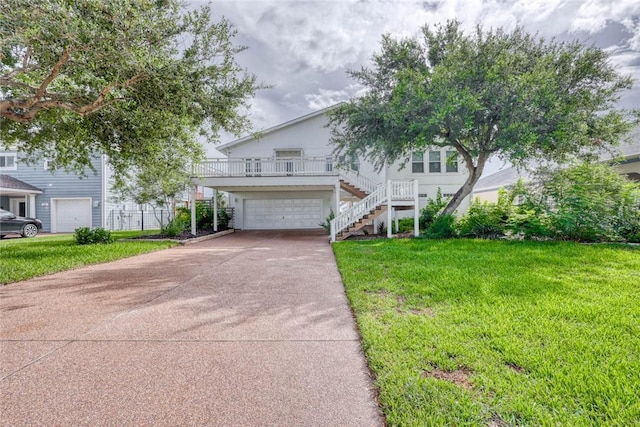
0,231,177,285
333,239,640,426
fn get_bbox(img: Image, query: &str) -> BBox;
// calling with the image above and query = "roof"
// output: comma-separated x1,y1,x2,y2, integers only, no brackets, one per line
475,127,640,192
217,103,341,153
474,167,534,192
0,174,43,193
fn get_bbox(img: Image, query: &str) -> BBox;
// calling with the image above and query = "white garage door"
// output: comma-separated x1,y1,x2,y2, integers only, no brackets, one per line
244,199,323,230
54,199,92,233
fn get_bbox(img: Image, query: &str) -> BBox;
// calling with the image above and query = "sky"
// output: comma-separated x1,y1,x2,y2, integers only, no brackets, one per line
195,0,640,171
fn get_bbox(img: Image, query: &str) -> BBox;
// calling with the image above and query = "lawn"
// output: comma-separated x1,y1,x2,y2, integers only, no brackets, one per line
333,239,640,426
0,231,177,285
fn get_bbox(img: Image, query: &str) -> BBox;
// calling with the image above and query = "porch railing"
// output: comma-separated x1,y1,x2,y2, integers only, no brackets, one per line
193,157,337,177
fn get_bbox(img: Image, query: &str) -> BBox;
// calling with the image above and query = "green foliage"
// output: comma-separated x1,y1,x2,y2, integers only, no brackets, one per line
457,198,507,238
175,196,231,231
539,163,640,242
333,239,640,425
419,188,448,230
74,227,113,245
0,0,262,178
328,20,637,215
391,217,415,233
161,218,187,238
319,209,335,234
424,214,457,239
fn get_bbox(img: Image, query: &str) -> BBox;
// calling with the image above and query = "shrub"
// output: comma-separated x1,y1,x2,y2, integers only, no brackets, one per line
391,217,415,233
457,198,506,238
539,163,640,242
74,227,113,245
162,217,187,237
419,188,448,230
319,210,335,234
424,214,457,239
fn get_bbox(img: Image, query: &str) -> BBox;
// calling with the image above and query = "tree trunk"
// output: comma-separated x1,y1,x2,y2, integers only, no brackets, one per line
441,151,487,216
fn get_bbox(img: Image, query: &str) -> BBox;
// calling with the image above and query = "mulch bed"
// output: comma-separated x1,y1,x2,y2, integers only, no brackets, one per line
130,228,229,241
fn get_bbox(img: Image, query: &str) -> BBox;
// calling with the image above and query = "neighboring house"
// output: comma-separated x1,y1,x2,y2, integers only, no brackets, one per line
0,151,140,233
192,105,471,240
473,128,640,202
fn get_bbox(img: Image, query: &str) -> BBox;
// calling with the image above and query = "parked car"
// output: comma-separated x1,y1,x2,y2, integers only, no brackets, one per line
0,208,43,238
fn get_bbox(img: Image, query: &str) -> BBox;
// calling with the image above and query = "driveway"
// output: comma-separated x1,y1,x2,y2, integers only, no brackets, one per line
0,230,383,426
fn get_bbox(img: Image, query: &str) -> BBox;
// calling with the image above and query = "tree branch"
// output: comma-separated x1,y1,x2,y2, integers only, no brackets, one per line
23,47,71,109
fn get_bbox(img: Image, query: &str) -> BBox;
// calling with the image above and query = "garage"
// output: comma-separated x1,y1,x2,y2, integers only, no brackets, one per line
244,199,323,230
52,198,92,233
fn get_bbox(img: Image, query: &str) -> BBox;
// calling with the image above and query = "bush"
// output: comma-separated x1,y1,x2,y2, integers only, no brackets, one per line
457,198,506,238
162,217,187,237
391,217,415,233
419,188,448,230
319,210,335,234
74,227,114,245
424,214,457,239
540,163,640,242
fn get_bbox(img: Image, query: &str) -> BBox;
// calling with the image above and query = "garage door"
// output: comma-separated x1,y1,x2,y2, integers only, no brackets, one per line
244,199,323,230
54,199,92,233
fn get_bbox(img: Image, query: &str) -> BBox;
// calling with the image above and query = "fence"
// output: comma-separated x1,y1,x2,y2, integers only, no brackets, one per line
107,210,171,231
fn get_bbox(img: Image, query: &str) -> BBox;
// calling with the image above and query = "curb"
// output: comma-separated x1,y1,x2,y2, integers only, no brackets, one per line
119,229,235,245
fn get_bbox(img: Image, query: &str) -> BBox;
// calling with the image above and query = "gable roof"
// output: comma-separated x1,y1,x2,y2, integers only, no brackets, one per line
0,174,43,193
474,167,534,192
217,104,341,153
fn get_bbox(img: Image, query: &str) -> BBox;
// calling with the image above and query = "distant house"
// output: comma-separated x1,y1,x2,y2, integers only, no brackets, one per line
473,128,640,202
192,105,471,240
0,152,139,233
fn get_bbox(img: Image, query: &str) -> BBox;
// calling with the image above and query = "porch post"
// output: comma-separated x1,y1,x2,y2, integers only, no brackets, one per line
28,194,36,218
414,180,419,237
387,180,392,238
213,189,218,232
190,185,196,236
394,212,399,234
335,181,340,216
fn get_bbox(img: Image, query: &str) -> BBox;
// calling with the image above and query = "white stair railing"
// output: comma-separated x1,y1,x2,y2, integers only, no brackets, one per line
330,185,387,242
338,169,380,195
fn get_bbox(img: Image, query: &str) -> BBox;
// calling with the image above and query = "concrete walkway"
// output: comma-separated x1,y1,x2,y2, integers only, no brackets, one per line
0,230,383,426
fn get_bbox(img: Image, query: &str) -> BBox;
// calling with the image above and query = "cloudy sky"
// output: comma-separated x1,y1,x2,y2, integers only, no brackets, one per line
195,0,640,167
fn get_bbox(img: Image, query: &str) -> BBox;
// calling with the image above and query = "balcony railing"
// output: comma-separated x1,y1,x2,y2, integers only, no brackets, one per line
193,157,338,178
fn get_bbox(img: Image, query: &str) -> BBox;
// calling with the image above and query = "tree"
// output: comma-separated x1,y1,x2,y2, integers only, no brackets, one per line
0,0,260,176
328,20,637,215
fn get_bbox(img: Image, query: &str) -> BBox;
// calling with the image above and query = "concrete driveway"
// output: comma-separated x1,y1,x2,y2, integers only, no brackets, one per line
0,230,383,426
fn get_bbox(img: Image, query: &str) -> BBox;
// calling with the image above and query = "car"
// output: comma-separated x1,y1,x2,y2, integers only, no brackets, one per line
0,208,43,238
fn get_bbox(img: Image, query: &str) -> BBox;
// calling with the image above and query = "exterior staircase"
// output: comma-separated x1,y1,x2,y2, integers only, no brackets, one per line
330,178,419,242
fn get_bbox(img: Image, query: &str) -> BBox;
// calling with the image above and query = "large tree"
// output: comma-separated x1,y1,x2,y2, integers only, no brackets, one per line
0,0,260,176
328,20,637,215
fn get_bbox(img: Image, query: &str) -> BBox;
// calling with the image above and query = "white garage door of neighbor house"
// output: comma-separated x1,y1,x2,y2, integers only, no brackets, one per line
55,199,92,232
244,199,323,230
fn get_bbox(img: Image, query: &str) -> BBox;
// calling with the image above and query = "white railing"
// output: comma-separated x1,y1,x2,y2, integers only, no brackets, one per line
338,169,380,195
330,185,388,242
330,180,418,242
193,157,337,177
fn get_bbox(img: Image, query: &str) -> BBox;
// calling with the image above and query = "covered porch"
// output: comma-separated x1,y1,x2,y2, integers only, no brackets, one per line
0,174,42,218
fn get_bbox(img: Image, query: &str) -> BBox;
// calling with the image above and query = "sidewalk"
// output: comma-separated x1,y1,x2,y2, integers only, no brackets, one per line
0,230,383,426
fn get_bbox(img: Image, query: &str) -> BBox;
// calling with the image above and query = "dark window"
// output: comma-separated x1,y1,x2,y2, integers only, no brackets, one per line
429,151,441,173
411,152,424,173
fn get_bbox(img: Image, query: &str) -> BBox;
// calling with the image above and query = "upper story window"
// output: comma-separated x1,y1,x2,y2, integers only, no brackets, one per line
0,153,17,170
445,151,459,173
325,156,334,172
411,152,424,173
428,151,441,173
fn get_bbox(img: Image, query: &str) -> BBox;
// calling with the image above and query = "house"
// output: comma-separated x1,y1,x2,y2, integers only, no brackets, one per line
191,105,471,241
473,128,640,202
0,151,140,233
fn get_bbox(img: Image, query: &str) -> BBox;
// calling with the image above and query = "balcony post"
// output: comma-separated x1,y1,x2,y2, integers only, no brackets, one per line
387,180,392,238
414,179,419,237
213,189,218,232
190,185,197,236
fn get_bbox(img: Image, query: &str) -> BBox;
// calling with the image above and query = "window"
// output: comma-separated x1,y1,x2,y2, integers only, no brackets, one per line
411,152,424,173
428,151,441,173
350,156,360,172
445,151,458,173
0,153,17,170
325,156,333,172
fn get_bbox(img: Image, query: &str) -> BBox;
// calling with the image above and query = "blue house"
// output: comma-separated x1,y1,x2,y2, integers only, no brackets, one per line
0,151,109,233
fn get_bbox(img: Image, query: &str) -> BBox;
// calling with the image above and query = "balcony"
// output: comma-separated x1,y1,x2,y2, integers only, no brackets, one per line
193,157,338,178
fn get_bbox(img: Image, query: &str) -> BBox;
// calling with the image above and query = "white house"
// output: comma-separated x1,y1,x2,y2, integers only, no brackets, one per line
191,105,471,241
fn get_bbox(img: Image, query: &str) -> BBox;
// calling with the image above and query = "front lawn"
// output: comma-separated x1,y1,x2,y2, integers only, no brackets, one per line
0,231,177,285
333,239,640,426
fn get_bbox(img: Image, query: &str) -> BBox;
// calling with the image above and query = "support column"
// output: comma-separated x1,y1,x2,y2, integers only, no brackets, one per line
28,194,36,218
387,180,392,238
213,189,218,232
414,180,420,237
190,185,196,236
335,181,341,216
